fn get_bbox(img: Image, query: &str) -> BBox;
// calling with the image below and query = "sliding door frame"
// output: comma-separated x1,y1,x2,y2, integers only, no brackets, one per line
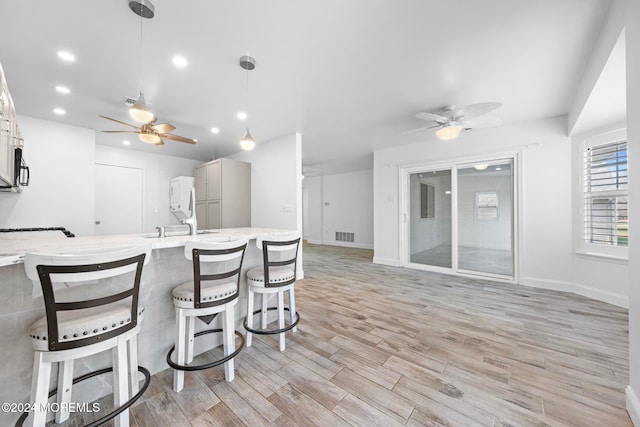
399,151,521,284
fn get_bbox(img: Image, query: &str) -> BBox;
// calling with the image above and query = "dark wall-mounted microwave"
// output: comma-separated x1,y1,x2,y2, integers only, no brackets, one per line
14,146,29,187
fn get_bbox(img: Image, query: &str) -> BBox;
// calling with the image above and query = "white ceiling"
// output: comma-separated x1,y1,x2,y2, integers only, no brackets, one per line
0,0,614,172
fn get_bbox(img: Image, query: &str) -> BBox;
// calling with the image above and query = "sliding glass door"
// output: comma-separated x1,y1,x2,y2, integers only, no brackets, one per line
457,160,514,277
409,169,452,268
403,157,516,281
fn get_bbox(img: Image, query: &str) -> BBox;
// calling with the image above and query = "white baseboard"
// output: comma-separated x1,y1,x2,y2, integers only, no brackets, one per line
521,276,628,308
307,239,373,250
627,386,640,426
373,256,402,267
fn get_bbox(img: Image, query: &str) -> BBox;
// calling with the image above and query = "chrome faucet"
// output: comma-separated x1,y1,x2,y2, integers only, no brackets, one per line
180,188,197,236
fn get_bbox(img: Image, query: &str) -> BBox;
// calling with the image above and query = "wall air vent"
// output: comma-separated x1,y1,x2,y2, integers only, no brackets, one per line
335,232,355,243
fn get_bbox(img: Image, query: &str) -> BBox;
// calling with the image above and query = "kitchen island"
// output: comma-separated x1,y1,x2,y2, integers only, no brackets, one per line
0,227,300,425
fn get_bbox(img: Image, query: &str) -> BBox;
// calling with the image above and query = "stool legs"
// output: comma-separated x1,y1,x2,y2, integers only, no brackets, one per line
186,316,195,364
222,305,235,381
246,290,254,347
55,359,74,424
289,286,297,333
28,352,52,427
261,293,269,329
173,308,187,392
277,290,286,351
127,336,139,395
112,337,130,427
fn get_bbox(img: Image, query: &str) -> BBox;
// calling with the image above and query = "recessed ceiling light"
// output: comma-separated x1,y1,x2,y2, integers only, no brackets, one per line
210,127,220,134
172,56,188,67
55,85,70,94
57,51,76,62
53,108,66,115
122,140,131,146
237,112,247,120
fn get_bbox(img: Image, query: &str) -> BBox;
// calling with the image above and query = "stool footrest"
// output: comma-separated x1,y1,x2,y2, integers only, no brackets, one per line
166,328,245,372
15,365,151,427
243,306,300,335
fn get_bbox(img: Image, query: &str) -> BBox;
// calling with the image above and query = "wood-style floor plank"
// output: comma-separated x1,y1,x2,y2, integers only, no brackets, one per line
53,244,631,426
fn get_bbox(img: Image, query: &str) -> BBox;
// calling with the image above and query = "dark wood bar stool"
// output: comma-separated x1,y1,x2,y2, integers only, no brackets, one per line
244,233,301,351
167,239,248,392
21,245,152,427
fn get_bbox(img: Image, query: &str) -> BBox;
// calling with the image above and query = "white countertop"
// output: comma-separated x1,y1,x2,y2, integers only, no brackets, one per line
0,227,292,267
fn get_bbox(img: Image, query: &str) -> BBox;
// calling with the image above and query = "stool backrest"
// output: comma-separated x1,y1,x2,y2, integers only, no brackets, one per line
185,238,248,308
23,245,152,351
256,233,301,288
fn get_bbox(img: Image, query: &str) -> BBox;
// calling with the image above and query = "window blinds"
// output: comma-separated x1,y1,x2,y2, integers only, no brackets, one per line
583,141,628,246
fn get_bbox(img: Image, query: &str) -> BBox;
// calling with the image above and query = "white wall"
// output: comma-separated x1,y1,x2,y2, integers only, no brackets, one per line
373,116,628,307
230,133,302,232
302,169,374,249
302,175,322,242
95,145,201,233
0,116,205,237
625,0,640,423
0,116,95,236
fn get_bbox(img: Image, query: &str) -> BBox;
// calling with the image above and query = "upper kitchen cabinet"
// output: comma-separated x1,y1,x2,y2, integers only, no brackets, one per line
0,64,18,187
194,158,251,229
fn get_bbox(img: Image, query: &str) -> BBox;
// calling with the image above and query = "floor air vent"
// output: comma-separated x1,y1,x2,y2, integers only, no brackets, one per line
335,232,355,242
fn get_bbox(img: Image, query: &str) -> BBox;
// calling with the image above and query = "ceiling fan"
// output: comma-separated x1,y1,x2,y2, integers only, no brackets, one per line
99,115,196,146
409,102,503,140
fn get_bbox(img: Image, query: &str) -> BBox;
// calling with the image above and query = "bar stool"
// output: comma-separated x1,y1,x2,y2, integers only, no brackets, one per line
166,238,247,392
244,233,301,351
20,245,152,427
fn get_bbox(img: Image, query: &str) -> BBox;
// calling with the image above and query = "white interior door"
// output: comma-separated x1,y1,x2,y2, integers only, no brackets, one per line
94,163,143,236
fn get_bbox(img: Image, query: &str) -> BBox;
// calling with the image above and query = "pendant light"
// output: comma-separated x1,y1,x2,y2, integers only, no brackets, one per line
129,0,155,123
239,55,256,151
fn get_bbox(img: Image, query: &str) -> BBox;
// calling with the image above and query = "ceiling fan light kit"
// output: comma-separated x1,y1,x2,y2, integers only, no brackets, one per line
139,131,162,145
413,102,503,141
129,90,154,123
435,124,462,141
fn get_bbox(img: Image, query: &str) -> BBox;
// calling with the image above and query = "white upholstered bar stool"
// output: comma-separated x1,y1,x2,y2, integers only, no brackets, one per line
166,239,248,392
21,245,152,427
244,233,301,351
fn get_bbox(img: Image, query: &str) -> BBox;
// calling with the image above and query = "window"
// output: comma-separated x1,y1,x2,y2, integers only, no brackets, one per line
583,140,628,247
476,191,498,220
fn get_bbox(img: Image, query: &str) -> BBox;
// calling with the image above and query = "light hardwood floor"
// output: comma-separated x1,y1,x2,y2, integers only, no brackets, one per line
78,244,630,426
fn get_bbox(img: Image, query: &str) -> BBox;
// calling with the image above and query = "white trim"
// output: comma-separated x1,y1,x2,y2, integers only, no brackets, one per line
373,256,401,267
398,152,519,282
521,276,628,308
627,386,640,426
322,241,373,250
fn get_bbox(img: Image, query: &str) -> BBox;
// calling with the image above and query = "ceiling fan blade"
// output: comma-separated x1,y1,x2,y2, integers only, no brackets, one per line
163,133,197,144
151,123,176,133
415,112,449,123
101,130,140,134
454,102,502,121
460,114,503,129
401,124,440,135
99,115,140,129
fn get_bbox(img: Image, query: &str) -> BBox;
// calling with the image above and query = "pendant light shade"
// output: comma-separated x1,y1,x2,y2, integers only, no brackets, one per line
129,91,154,123
240,128,256,151
239,55,256,150
435,124,462,141
129,0,154,123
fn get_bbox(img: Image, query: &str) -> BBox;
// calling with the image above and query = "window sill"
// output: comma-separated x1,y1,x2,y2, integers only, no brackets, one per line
575,250,628,264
